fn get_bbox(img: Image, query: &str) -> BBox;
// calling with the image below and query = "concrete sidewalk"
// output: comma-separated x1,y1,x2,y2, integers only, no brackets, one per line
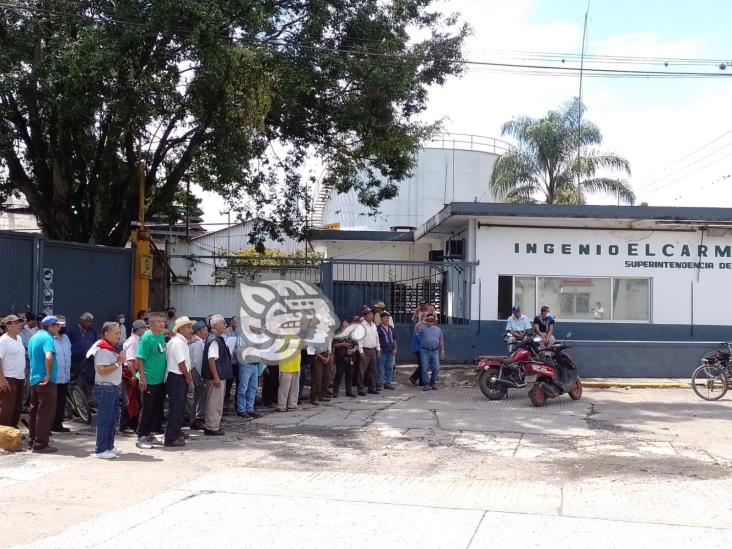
395,364,691,388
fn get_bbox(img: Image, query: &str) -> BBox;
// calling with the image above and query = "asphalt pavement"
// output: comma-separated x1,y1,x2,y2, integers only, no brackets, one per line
2,374,732,548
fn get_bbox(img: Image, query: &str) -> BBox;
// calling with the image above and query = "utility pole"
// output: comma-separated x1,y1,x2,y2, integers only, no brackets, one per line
132,159,152,315
185,175,190,240
577,0,591,196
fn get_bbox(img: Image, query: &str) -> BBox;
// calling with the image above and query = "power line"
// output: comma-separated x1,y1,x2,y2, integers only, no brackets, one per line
634,128,732,191
1,1,732,79
640,149,732,195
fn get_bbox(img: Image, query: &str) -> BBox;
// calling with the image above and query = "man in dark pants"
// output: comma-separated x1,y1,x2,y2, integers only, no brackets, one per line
309,343,332,406
164,317,194,447
27,316,61,453
332,320,357,398
67,312,97,384
357,309,380,394
135,312,168,449
51,316,71,433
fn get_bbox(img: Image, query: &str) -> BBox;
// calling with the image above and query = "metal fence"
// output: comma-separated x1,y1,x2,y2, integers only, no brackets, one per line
0,230,133,324
184,255,475,326
322,259,475,325
213,256,322,287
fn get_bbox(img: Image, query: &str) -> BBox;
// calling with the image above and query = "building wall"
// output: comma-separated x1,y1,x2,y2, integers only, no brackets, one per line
474,225,732,326
320,148,500,230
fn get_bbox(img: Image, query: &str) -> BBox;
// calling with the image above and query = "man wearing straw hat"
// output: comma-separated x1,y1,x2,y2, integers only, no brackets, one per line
164,316,195,447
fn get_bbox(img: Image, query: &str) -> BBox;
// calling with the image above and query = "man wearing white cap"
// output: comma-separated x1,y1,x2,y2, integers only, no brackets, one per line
201,314,232,436
164,316,194,447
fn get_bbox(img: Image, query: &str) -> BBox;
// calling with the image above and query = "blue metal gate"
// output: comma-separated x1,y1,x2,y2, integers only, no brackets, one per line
0,230,133,323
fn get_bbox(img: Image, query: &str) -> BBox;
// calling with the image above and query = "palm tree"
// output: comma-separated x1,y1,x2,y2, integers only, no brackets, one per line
490,98,634,205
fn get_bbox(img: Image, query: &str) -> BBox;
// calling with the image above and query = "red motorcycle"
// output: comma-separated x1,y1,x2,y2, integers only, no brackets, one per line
475,334,582,406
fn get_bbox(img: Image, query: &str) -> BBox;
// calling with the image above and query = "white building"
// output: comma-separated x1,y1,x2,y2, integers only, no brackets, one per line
168,134,732,376
0,195,40,233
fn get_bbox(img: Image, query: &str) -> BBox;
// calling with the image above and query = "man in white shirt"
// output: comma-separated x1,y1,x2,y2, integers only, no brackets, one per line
505,306,532,352
201,315,233,436
0,315,27,428
164,316,194,447
372,301,394,328
357,309,381,395
187,321,208,430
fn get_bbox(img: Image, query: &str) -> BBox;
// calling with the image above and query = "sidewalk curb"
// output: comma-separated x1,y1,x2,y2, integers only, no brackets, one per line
582,381,690,389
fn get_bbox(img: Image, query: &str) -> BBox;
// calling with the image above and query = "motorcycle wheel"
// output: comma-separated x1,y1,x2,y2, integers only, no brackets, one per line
568,379,583,400
478,369,508,400
528,384,547,407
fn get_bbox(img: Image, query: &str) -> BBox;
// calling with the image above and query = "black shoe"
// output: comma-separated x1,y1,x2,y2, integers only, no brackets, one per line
367,389,379,394
248,411,261,419
409,377,418,386
189,421,205,431
164,439,186,447
237,412,249,418
31,445,58,454
347,393,357,398
358,391,367,396
204,429,225,436
384,384,395,390
52,426,71,433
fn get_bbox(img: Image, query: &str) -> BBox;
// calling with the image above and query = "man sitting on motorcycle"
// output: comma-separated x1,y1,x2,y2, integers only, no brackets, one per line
533,305,556,349
505,306,531,352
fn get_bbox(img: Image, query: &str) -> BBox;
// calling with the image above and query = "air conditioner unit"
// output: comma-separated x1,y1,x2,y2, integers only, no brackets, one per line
429,250,444,262
445,239,465,259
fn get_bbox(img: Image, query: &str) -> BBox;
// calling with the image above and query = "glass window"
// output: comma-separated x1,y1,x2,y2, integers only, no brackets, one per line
508,275,650,322
539,277,611,321
612,278,650,321
514,276,536,315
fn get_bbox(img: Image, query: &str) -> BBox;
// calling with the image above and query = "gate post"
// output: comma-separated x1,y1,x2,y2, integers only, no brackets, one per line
321,260,334,301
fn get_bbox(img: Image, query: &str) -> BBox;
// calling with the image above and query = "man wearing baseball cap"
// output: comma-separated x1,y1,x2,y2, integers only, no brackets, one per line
27,315,64,453
372,301,394,328
0,315,27,428
505,305,532,352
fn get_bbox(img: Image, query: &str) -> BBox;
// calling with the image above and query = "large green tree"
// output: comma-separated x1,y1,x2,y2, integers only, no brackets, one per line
490,98,634,205
0,0,467,246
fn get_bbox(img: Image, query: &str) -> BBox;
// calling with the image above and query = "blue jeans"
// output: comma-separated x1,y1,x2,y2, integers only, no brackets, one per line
377,353,395,387
237,364,260,413
93,384,121,454
419,349,440,387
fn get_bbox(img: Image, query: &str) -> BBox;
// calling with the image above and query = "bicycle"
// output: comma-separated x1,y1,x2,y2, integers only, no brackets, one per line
65,378,94,425
691,342,732,401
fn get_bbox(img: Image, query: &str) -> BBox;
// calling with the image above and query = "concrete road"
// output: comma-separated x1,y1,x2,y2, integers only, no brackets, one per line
2,383,732,548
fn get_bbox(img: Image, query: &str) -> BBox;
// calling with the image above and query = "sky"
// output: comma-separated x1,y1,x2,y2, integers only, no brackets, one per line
200,0,732,225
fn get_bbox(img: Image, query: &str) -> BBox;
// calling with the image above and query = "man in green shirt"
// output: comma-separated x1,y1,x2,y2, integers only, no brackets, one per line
135,312,167,449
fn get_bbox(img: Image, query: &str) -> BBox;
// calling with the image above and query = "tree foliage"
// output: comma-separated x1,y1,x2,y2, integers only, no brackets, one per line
490,98,634,205
0,0,468,245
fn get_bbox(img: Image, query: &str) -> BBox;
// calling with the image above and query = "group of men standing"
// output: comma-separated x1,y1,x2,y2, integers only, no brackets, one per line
0,312,102,453
0,299,450,458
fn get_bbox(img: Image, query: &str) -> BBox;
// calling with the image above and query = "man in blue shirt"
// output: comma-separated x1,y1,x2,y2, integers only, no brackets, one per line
67,312,97,381
533,306,556,348
416,313,445,390
52,315,72,433
505,306,532,352
27,315,62,453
